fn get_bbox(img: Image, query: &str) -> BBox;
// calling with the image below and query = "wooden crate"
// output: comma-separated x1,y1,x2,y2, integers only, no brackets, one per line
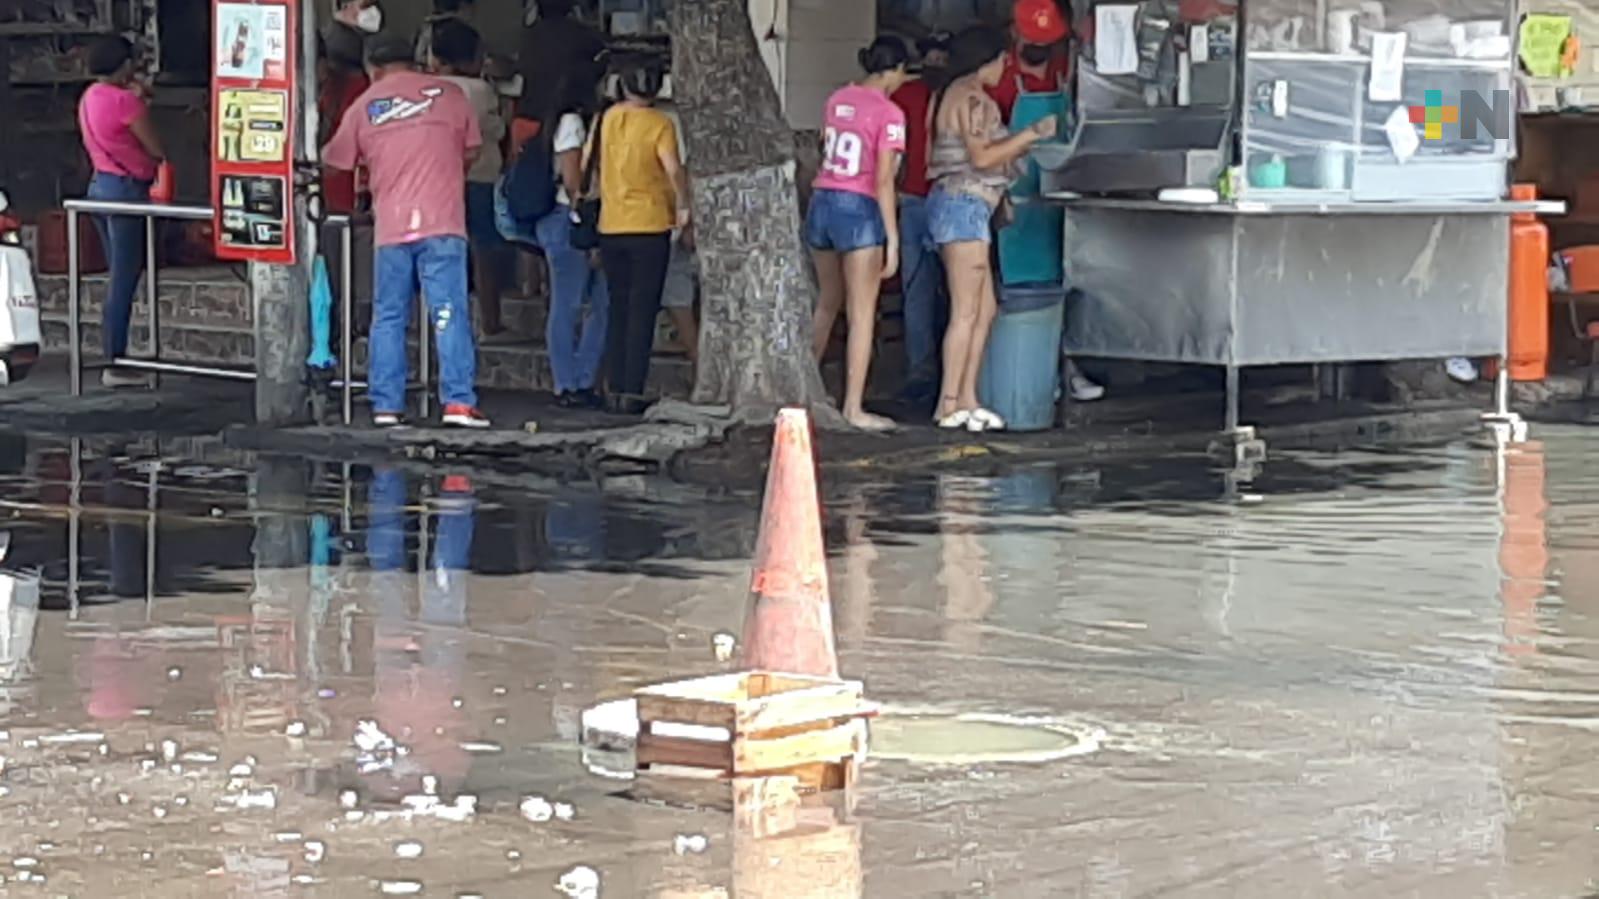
634,672,872,787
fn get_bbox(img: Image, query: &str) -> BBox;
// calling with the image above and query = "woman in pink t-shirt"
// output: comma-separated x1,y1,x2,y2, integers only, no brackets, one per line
805,38,911,432
78,36,165,388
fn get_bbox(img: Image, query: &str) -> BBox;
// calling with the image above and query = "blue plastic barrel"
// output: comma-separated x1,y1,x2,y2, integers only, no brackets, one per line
978,283,1066,431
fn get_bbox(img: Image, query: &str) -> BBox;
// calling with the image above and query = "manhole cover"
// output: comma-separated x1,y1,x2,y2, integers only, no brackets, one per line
869,713,1102,765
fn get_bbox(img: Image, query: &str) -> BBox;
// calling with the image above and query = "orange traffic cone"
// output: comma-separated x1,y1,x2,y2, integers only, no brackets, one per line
738,407,839,678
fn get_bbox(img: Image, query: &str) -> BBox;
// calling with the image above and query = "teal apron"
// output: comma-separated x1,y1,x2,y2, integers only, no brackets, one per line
997,73,1069,287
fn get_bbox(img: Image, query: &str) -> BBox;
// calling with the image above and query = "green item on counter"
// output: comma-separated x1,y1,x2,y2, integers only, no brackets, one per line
1249,155,1287,189
1218,165,1242,201
1520,14,1572,78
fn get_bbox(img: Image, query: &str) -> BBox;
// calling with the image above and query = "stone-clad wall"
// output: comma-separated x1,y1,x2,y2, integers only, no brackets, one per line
33,268,696,396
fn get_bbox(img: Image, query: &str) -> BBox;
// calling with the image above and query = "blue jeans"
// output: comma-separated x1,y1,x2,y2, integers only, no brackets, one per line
927,185,995,246
899,194,944,385
535,206,609,394
372,235,478,413
367,468,408,574
426,480,475,639
86,173,152,359
804,188,887,252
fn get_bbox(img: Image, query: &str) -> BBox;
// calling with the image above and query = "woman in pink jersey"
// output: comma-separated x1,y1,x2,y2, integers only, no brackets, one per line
805,38,912,432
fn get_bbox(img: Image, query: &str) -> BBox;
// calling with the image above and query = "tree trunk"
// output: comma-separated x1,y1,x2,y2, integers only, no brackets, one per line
669,0,842,425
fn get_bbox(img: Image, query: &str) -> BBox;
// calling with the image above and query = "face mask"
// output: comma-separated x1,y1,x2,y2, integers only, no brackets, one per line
355,5,383,34
1020,43,1055,66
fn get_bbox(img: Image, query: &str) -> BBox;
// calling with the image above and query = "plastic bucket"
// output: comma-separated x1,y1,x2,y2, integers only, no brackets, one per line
978,283,1066,432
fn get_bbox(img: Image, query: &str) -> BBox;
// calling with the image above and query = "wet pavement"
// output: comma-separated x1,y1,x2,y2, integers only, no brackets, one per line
0,428,1597,897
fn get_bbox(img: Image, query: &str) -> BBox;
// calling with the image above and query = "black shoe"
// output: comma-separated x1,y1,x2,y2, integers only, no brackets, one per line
605,393,650,415
558,389,603,410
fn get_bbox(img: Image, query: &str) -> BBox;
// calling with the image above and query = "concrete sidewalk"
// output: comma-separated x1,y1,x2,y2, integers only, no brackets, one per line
2,354,1569,485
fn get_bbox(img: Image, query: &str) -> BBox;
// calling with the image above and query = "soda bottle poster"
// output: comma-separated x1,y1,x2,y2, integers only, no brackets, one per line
215,3,287,81
211,0,296,263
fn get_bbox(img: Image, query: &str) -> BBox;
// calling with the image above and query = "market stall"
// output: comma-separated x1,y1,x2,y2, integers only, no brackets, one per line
1041,0,1561,438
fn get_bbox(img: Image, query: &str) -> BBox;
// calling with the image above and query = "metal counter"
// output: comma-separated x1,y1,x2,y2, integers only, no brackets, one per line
1046,194,1565,432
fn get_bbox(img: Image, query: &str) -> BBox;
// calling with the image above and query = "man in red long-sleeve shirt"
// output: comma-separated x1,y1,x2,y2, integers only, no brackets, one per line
890,33,949,406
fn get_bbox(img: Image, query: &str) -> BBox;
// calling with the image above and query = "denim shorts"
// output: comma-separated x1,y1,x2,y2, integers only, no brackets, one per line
466,181,504,248
927,186,995,246
804,188,886,253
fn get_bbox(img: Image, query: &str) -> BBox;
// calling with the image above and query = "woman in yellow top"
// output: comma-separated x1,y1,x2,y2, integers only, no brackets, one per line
592,61,689,413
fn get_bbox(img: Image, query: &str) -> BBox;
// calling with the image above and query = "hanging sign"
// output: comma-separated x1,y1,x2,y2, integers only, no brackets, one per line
211,0,297,263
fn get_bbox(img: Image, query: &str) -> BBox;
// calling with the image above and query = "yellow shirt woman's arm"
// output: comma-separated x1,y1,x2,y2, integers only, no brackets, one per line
657,117,689,229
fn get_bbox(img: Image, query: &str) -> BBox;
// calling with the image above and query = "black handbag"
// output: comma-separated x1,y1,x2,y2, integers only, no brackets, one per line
569,109,605,251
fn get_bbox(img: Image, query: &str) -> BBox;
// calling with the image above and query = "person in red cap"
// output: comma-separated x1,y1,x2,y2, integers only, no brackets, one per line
989,0,1107,403
989,0,1072,121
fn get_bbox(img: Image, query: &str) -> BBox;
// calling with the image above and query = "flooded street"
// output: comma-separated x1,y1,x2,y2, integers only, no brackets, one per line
0,428,1597,897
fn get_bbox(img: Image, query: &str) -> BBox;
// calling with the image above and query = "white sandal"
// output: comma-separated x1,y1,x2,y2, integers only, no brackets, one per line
972,408,1006,431
936,409,972,430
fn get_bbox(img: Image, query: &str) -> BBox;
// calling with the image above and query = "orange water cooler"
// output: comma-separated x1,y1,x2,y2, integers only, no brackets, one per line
1508,183,1550,381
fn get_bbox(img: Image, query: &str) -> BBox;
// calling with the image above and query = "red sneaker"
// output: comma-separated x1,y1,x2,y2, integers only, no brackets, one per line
442,404,491,429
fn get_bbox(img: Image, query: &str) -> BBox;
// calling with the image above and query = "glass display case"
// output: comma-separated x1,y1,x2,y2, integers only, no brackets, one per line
1238,0,1516,201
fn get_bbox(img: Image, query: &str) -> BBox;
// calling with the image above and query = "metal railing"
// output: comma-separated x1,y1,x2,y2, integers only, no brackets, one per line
63,200,429,424
66,199,215,396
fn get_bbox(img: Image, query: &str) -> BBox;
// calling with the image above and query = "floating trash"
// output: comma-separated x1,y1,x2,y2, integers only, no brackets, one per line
368,794,476,824
166,667,182,681
459,741,502,754
554,803,575,821
39,731,106,745
519,796,553,823
284,721,307,738
354,721,398,775
227,788,277,811
556,865,599,899
303,841,326,863
712,631,737,662
378,880,423,895
393,841,423,859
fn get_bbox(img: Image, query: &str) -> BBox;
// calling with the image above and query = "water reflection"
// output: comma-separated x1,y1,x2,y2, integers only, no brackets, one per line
1498,442,1548,659
368,468,473,797
0,532,39,717
0,430,1591,894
